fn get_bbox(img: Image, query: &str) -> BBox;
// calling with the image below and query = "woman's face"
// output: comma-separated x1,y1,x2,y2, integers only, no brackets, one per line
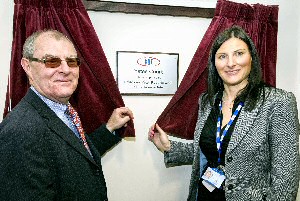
215,37,252,89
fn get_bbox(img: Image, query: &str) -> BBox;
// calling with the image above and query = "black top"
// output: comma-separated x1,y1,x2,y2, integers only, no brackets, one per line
197,92,243,200
200,92,242,167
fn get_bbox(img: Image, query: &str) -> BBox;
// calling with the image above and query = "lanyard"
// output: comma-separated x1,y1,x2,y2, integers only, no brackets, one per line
216,101,244,164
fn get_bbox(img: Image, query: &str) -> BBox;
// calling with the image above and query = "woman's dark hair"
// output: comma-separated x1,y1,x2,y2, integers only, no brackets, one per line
203,25,265,111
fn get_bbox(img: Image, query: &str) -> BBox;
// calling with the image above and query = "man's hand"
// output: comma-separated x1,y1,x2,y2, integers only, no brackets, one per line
106,107,134,133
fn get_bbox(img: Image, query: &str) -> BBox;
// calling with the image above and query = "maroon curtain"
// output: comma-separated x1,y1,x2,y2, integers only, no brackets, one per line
156,0,278,140
3,0,135,137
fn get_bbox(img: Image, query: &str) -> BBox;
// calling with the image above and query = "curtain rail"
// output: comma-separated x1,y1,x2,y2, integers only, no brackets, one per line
83,0,215,18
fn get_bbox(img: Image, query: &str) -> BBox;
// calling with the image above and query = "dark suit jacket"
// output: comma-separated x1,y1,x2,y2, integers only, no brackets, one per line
0,89,121,201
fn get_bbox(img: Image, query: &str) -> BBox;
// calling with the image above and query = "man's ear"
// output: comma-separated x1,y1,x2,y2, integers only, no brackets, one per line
21,58,32,78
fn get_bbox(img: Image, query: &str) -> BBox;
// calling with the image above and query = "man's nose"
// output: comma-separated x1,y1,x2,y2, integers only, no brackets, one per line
59,60,71,72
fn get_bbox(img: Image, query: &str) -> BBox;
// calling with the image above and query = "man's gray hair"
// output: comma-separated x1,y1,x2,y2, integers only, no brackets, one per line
22,29,74,58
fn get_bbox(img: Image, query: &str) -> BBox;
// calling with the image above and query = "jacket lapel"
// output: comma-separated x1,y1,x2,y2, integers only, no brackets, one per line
24,89,98,166
46,117,97,165
226,105,260,154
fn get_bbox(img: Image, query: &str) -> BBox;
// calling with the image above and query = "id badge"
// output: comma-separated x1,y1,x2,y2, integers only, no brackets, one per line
201,167,225,189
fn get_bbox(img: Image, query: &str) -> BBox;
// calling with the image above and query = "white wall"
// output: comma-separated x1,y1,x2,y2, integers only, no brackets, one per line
89,12,208,201
1,1,300,201
0,0,13,117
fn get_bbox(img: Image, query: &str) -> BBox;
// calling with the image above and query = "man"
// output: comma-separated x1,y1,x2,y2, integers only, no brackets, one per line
0,29,133,201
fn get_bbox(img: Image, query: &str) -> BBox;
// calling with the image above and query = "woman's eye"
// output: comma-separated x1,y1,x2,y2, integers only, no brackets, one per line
218,54,226,59
236,51,244,56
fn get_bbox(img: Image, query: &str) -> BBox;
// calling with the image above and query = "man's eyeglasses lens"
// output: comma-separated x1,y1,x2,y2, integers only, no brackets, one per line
29,57,80,68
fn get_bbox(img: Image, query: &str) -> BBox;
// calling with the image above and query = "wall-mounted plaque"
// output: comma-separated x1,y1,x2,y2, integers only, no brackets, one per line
117,51,179,95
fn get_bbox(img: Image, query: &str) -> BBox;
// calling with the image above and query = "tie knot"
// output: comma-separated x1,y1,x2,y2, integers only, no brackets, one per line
67,104,83,129
67,103,77,116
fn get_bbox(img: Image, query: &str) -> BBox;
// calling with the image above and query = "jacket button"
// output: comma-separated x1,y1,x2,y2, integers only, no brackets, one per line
227,156,233,162
95,169,100,176
228,184,234,190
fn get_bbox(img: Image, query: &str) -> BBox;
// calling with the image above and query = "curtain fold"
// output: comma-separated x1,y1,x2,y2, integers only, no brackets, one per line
156,0,278,140
3,0,135,137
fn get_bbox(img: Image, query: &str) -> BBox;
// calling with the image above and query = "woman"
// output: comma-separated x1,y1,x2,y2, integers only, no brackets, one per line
148,26,300,201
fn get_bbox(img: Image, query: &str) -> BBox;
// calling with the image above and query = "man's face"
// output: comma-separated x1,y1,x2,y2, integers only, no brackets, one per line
22,34,79,104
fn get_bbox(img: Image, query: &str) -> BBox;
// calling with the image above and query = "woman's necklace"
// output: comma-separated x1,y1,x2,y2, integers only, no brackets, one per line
222,94,235,111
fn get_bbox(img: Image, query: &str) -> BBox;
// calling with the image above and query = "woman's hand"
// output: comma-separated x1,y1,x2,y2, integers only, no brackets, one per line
148,124,171,152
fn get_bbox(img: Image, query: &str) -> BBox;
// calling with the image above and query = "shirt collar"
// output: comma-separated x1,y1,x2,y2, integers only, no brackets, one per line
30,86,68,114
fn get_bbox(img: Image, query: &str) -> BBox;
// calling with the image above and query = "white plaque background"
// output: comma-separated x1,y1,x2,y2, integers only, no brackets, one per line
117,51,179,95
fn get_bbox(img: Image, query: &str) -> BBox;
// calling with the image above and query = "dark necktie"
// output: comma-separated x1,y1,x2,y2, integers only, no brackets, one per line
67,104,92,156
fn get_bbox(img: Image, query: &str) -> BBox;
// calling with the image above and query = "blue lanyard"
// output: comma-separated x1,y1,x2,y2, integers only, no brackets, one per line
216,101,244,164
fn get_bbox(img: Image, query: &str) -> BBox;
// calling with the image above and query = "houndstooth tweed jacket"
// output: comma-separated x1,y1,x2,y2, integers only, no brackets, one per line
165,87,300,201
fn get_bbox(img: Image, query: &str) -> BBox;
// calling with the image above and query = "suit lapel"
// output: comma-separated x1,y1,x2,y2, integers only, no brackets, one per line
195,101,212,144
226,105,260,154
24,89,98,166
47,117,97,165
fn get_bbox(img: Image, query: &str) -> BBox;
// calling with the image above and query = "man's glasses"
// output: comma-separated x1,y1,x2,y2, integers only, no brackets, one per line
28,57,81,68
